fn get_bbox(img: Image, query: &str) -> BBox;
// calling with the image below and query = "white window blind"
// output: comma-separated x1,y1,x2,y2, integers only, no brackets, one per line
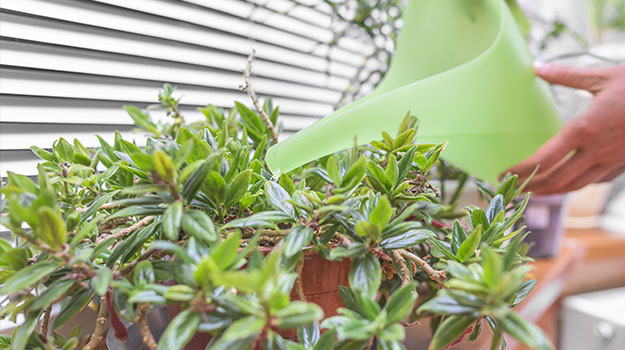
0,0,373,176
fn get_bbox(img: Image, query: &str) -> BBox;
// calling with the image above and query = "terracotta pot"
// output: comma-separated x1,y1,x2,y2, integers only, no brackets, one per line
175,249,351,349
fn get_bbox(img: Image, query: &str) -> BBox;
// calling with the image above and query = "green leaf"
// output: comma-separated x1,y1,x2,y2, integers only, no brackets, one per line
212,231,241,270
225,169,252,208
349,253,381,298
162,202,183,240
52,289,96,330
498,311,553,350
153,150,176,182
397,146,417,184
482,249,503,287
384,283,417,324
164,284,196,302
501,194,530,232
428,238,460,262
338,156,367,191
1,262,57,294
106,205,164,221
279,173,295,195
181,210,217,243
298,322,320,348
326,156,341,185
124,105,159,135
513,280,536,306
385,155,399,187
328,243,369,260
265,181,296,217
314,329,336,350
0,335,10,348
151,241,193,264
221,211,293,229
370,196,392,230
128,290,166,304
428,315,477,350
209,316,265,350
37,207,67,249
91,267,112,296
486,195,505,224
282,226,314,258
156,310,201,350
205,170,226,203
367,161,392,192
451,220,467,254
31,145,57,162
28,279,75,311
378,229,433,250
422,143,446,174
418,293,481,316
274,301,324,329
355,220,380,240
7,172,38,194
133,260,155,285
54,137,75,162
457,225,482,262
182,159,211,203
12,311,41,350
80,190,120,224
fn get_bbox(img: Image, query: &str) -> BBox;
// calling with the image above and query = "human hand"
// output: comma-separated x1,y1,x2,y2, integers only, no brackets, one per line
503,62,625,195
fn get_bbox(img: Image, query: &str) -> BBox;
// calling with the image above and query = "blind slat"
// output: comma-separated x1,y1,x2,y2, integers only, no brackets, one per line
0,68,334,117
0,0,372,178
0,14,353,86
1,0,365,71
1,41,342,104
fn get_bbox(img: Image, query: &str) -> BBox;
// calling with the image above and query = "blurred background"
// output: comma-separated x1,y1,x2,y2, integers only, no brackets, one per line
1,0,624,348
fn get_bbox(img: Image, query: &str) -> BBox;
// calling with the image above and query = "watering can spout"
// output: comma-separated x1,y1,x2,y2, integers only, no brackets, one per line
266,0,560,184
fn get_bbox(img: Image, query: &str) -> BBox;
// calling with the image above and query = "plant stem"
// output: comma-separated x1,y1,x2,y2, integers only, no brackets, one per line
121,247,155,275
136,303,157,350
391,250,411,287
295,256,306,301
399,250,445,288
242,50,279,144
84,297,109,350
40,306,51,337
96,216,154,244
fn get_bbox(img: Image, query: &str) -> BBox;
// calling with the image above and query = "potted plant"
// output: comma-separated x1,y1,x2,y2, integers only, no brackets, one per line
0,84,552,350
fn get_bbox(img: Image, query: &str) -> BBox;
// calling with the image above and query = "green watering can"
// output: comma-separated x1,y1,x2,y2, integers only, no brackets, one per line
266,0,561,184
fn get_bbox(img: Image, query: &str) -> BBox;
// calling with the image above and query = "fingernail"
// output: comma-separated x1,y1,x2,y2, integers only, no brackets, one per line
533,61,550,74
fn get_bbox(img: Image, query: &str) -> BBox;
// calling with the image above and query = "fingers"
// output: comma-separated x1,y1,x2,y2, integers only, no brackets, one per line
595,164,625,183
527,150,594,195
504,122,579,180
534,61,608,93
543,164,607,194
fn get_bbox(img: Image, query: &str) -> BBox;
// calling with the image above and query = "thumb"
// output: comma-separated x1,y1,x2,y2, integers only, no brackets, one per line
534,61,607,93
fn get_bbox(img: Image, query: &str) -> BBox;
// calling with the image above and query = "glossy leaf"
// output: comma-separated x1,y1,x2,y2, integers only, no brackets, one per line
52,289,96,330
0,262,57,294
181,210,218,243
457,225,482,262
156,310,201,350
28,279,75,311
282,226,314,257
349,253,381,298
91,266,113,296
384,283,417,324
428,315,477,350
265,181,296,217
274,301,324,329
162,202,183,240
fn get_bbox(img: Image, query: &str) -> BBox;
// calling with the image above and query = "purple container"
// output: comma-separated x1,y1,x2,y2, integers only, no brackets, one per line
522,194,569,258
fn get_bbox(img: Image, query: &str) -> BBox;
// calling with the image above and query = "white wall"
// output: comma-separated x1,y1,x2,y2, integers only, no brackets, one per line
0,0,375,176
